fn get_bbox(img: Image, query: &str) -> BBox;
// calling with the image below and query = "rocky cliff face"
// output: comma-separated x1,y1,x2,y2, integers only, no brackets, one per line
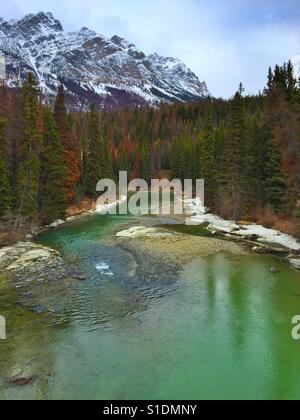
0,12,209,109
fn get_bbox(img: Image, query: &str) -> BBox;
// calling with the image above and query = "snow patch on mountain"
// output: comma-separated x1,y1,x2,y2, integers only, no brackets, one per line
0,12,209,109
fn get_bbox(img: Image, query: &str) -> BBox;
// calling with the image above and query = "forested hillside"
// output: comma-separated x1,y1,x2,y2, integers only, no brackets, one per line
0,61,299,236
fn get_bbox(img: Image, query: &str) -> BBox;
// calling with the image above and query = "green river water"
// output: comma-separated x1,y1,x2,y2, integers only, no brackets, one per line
0,211,300,400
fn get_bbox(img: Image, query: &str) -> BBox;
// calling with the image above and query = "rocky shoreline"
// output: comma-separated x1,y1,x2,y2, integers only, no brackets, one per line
211,229,300,270
181,197,300,271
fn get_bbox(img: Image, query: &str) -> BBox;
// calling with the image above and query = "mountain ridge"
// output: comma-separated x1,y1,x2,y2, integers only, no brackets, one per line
0,11,209,109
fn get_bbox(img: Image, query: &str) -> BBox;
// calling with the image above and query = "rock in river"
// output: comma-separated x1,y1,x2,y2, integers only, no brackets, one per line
116,226,174,239
0,242,68,282
8,375,37,387
287,258,300,271
69,271,88,281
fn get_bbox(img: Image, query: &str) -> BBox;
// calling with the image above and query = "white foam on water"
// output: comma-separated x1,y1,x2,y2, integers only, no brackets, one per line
95,262,114,276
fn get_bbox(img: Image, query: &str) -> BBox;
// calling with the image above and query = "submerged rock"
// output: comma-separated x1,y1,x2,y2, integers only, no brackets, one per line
8,375,36,387
116,226,174,239
270,267,279,274
122,229,246,265
69,271,88,281
20,291,34,298
29,305,45,314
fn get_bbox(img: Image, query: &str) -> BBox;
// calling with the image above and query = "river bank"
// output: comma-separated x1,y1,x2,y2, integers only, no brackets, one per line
173,197,300,269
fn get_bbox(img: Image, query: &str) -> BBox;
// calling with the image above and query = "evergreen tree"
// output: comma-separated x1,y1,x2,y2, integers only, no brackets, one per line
133,150,141,178
54,84,67,137
192,137,202,181
286,60,297,101
0,59,299,233
40,108,67,223
0,118,11,217
103,138,114,180
54,85,80,202
200,109,218,210
116,145,130,174
243,117,266,208
182,138,193,180
140,144,151,184
64,113,81,201
16,73,40,223
264,135,287,212
85,104,105,197
220,88,246,219
267,67,274,91
170,137,185,181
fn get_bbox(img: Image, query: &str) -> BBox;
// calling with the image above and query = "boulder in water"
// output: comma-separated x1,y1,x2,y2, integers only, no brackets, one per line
70,272,88,281
116,226,173,239
288,258,300,271
29,305,45,314
48,219,65,228
8,375,36,387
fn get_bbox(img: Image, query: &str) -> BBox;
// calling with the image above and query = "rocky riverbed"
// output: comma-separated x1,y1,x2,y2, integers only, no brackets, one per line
115,224,300,270
116,225,247,265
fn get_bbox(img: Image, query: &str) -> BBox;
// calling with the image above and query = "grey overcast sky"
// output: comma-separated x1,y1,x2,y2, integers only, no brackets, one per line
1,0,300,97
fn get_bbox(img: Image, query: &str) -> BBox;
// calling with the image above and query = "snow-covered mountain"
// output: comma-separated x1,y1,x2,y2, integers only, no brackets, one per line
0,12,209,109
292,55,300,81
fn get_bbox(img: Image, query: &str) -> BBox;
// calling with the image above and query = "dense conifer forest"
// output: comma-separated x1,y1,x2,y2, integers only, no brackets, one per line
0,61,299,236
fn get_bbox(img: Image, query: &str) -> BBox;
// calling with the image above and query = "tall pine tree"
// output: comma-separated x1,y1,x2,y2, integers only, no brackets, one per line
85,104,105,198
16,73,41,224
220,85,246,219
0,118,11,218
54,85,80,202
54,84,67,138
200,109,218,210
263,133,287,212
40,108,67,223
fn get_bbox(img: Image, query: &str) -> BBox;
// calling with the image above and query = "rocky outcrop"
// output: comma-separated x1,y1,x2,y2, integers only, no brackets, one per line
0,242,68,282
0,242,61,271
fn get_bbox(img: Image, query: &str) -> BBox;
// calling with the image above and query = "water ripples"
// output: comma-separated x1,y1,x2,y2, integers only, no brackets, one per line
43,241,181,333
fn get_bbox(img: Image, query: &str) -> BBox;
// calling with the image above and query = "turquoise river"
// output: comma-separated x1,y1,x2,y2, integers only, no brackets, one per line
0,210,300,400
